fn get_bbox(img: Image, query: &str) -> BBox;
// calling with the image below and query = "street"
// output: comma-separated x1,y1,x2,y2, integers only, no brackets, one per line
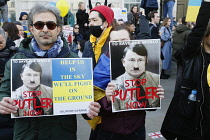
76,61,177,140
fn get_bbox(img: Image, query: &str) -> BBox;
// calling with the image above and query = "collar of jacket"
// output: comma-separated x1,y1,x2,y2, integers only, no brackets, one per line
18,36,71,58
90,26,112,63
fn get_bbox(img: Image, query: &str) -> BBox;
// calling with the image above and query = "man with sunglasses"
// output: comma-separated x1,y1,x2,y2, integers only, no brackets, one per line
0,3,100,140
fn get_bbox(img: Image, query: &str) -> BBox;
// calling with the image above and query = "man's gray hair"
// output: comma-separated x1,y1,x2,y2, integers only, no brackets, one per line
28,3,63,27
0,28,7,39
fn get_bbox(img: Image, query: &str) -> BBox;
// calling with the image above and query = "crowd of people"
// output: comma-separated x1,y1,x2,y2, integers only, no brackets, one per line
0,0,209,140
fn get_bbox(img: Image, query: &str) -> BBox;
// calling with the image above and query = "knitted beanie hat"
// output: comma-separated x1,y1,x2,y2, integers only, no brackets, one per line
90,6,114,27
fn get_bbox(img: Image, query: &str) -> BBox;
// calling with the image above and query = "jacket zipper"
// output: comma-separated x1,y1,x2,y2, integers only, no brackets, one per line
200,51,205,136
180,86,191,89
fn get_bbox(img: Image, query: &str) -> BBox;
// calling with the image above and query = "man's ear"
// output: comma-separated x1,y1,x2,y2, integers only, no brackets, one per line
57,26,61,35
103,21,108,28
122,58,125,67
29,25,33,34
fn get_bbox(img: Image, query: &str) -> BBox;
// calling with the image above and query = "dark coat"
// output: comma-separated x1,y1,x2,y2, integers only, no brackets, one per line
173,24,191,53
76,9,89,28
149,23,160,39
0,116,14,140
161,2,210,140
140,0,158,9
76,9,89,40
0,37,79,140
136,15,151,39
0,39,16,77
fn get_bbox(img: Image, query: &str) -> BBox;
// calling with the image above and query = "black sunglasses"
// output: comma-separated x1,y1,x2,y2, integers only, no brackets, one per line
33,21,57,30
74,27,79,29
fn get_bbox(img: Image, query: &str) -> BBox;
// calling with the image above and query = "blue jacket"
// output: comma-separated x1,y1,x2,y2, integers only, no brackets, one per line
140,0,158,9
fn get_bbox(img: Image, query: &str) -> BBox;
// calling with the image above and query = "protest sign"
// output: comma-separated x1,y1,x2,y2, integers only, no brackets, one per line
11,58,93,118
109,40,161,112
62,25,73,44
112,8,127,22
186,0,202,22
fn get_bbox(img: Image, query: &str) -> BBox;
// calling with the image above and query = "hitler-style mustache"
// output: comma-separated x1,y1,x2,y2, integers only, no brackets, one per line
39,32,52,37
133,68,139,70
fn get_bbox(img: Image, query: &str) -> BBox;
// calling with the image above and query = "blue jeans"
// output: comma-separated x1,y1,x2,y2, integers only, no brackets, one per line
0,4,8,22
97,126,146,140
163,1,175,29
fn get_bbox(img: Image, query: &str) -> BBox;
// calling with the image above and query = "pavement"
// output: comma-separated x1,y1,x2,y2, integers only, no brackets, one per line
77,61,177,140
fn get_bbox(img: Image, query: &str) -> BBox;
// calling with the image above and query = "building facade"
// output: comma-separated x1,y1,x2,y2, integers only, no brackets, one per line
7,0,187,23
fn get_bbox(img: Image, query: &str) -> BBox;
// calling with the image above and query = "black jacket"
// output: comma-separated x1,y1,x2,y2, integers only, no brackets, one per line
0,39,16,77
161,2,210,139
76,9,89,28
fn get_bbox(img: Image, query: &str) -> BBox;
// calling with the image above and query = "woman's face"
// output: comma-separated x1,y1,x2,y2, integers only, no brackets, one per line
0,35,6,50
80,3,85,10
22,15,28,20
167,19,171,26
74,25,79,33
132,6,138,13
78,43,81,49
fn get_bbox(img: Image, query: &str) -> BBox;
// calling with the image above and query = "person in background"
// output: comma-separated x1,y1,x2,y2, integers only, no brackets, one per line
88,0,107,10
19,12,28,21
82,5,114,140
111,18,119,28
19,12,30,37
118,19,124,25
172,16,191,91
0,3,100,140
2,22,24,47
0,0,9,23
176,18,182,26
72,24,83,53
63,10,75,27
163,0,175,29
160,17,172,79
0,28,15,140
13,21,26,38
124,21,136,39
77,40,86,57
140,0,158,19
76,2,89,40
127,5,140,32
148,10,160,39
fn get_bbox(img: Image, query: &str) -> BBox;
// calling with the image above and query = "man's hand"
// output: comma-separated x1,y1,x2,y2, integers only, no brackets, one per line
157,85,164,99
87,102,100,119
0,97,17,114
105,83,115,102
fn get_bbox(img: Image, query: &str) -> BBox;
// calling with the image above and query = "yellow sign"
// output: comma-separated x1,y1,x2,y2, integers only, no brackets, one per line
186,6,200,22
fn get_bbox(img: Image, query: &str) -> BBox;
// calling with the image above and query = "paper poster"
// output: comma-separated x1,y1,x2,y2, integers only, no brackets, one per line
62,25,73,44
11,58,93,118
109,40,161,112
186,0,202,22
111,8,127,22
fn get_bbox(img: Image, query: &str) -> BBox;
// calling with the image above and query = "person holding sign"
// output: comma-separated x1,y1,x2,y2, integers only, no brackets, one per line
82,5,114,140
12,62,53,117
95,25,164,140
0,3,100,140
161,0,210,139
